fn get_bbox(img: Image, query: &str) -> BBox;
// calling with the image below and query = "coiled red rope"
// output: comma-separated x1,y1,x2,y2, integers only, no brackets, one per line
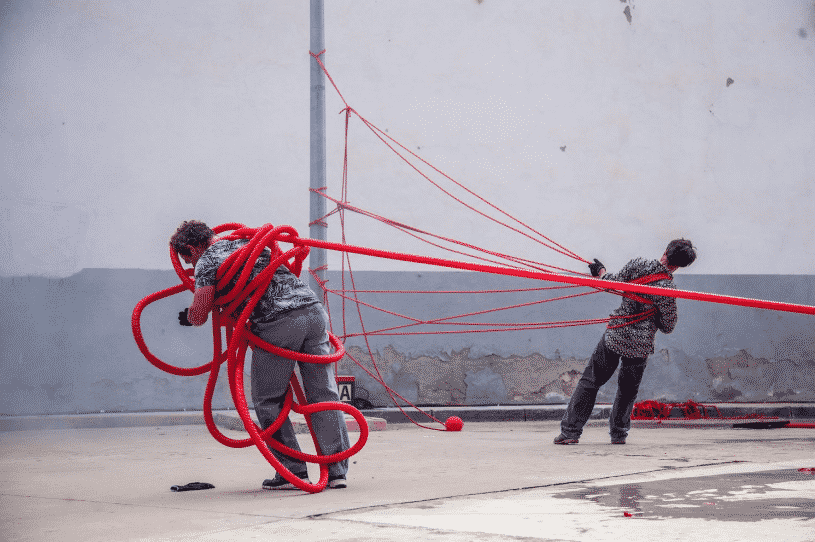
132,223,370,493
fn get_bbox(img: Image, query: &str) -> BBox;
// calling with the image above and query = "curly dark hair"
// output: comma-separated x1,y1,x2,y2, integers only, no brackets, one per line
665,238,696,267
170,220,214,256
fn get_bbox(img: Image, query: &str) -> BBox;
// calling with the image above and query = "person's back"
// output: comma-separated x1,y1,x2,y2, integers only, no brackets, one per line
194,238,319,326
602,257,677,359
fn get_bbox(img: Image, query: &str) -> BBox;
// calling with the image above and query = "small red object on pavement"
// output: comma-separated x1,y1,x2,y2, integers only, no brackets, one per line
445,416,464,431
798,468,815,474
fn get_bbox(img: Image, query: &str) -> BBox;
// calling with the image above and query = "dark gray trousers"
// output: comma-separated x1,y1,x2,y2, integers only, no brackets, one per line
250,303,350,478
560,336,647,440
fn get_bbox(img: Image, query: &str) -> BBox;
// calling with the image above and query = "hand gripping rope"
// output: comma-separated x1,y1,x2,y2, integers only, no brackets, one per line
132,223,369,494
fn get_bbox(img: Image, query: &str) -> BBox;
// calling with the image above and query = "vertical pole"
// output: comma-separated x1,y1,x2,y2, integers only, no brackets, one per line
309,0,327,298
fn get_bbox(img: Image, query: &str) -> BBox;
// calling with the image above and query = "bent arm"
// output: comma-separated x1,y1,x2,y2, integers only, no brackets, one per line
188,285,215,326
655,294,677,334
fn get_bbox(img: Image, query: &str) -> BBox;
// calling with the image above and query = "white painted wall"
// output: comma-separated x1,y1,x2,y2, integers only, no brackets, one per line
2,0,814,277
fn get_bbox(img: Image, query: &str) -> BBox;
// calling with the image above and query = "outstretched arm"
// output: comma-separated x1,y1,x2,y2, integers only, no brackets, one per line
187,285,215,326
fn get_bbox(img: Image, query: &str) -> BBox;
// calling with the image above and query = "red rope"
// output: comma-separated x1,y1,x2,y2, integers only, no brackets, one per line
138,221,815,456
323,283,607,337
330,285,582,294
132,224,371,494
316,191,581,275
304,49,814,427
299,237,815,315
309,50,587,266
307,51,599,423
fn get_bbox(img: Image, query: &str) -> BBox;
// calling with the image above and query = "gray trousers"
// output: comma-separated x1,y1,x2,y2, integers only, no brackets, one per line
250,303,350,478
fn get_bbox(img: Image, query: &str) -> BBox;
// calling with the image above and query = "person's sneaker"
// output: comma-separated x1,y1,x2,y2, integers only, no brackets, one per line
611,436,626,445
553,433,579,445
262,472,310,490
327,475,347,489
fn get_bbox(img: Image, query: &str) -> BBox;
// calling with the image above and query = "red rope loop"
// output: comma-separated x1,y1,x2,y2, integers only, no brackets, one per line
131,223,369,493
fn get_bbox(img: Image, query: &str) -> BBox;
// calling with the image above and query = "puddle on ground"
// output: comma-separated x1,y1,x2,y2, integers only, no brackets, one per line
552,469,815,521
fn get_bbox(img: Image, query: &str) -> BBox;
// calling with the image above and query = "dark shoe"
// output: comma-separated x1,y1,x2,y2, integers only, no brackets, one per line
327,474,347,489
262,472,310,490
553,433,579,445
611,436,626,445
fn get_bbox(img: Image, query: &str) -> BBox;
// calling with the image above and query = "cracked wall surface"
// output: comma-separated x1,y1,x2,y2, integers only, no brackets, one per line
4,269,812,415
336,346,587,406
330,272,815,407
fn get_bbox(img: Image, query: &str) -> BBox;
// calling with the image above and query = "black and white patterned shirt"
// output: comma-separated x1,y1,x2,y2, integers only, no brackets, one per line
602,258,678,358
194,239,320,324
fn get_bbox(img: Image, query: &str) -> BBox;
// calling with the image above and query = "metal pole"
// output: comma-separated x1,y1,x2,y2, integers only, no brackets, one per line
309,0,327,298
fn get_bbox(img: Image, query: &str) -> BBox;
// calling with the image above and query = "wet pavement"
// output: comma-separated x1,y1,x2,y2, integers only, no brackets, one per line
333,462,815,541
1,419,814,541
555,466,815,522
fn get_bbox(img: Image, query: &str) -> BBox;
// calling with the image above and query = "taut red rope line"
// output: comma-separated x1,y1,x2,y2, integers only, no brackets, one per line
314,190,581,275
298,237,815,316
303,49,814,426
135,223,814,463
309,49,588,267
322,283,606,338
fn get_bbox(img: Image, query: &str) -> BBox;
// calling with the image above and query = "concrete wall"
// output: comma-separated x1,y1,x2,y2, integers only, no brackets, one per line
1,1,814,277
1,2,814,415
1,269,812,416
333,272,815,407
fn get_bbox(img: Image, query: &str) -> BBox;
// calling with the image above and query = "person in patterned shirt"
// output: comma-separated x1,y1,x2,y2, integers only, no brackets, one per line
554,239,697,445
170,220,350,490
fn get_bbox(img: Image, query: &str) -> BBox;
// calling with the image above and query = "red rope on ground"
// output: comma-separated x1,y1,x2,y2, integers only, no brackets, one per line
631,400,784,423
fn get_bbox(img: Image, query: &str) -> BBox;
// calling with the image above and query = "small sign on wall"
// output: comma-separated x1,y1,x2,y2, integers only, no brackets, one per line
336,375,355,403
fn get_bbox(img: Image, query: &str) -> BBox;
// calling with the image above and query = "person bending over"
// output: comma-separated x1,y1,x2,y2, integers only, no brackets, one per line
554,239,697,445
170,220,350,489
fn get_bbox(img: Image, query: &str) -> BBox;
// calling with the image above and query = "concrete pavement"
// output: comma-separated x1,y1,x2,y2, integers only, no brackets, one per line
2,414,815,541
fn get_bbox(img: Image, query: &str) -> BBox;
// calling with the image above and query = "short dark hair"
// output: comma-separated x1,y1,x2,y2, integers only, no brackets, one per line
170,220,214,256
665,238,696,267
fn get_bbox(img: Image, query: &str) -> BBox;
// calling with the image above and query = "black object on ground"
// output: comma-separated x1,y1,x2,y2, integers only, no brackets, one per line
732,420,791,429
171,482,215,492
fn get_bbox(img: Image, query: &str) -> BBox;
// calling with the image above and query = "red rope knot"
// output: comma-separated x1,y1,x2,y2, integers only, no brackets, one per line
309,265,329,283
309,49,326,59
339,106,357,117
308,267,330,297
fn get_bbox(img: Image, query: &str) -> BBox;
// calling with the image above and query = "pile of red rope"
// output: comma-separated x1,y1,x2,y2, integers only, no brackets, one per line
132,223,370,493
632,400,716,420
